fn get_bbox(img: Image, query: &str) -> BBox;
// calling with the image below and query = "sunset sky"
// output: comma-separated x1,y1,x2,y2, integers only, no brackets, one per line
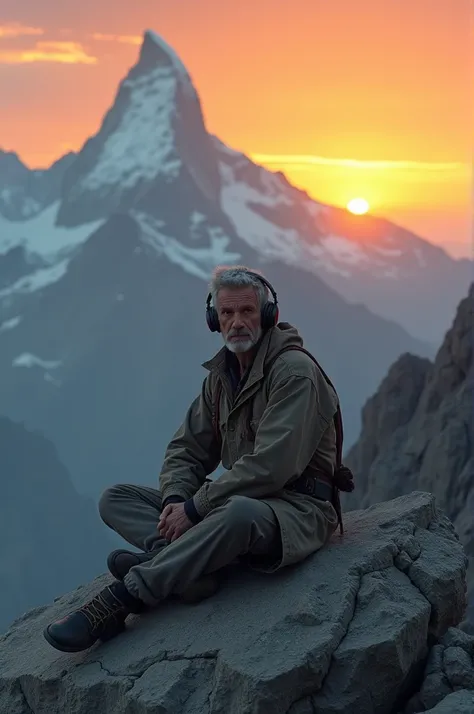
0,0,472,257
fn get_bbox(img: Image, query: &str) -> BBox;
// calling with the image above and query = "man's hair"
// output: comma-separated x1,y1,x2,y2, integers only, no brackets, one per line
209,265,269,308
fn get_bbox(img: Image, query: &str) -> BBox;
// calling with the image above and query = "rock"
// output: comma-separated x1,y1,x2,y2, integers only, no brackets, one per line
0,492,468,714
402,627,474,713
344,285,474,633
423,690,474,713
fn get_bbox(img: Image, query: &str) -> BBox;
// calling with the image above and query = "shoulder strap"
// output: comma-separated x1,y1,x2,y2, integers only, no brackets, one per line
265,345,344,468
267,345,356,536
211,378,223,445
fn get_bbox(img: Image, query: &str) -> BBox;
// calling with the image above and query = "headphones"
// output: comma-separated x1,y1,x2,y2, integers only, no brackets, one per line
205,271,279,333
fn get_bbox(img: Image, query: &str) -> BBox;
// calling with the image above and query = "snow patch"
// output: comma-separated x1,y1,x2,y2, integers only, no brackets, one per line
219,164,302,261
0,203,102,298
0,315,21,333
44,372,61,387
375,246,403,258
0,188,41,218
189,211,206,240
0,202,103,260
134,211,240,280
0,259,69,300
0,187,14,206
80,66,181,193
219,162,354,277
12,353,62,369
145,30,196,97
306,200,330,218
414,247,427,268
320,235,367,265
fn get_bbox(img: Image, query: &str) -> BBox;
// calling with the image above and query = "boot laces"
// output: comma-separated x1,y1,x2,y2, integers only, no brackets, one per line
79,588,125,631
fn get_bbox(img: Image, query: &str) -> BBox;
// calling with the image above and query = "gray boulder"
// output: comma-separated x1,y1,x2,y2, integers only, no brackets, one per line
402,627,474,713
0,492,468,714
424,690,474,713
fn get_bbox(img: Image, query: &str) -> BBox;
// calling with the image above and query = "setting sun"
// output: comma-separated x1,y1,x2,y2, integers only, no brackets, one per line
347,198,370,215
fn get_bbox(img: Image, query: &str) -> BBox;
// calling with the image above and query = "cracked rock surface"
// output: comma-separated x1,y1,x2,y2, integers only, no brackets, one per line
402,627,474,713
0,492,468,714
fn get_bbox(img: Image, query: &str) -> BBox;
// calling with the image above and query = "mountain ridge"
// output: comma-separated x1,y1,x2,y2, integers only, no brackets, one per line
344,283,474,631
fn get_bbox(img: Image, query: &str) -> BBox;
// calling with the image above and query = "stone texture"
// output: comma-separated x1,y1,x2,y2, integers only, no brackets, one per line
344,285,474,632
402,627,474,713
0,492,468,714
423,690,474,713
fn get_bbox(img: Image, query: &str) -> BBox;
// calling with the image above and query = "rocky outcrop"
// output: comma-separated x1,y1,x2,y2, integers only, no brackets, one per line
344,284,474,631
402,627,474,713
0,492,469,714
0,417,113,633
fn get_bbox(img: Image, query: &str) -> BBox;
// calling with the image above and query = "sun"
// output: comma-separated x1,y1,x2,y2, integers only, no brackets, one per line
347,197,370,215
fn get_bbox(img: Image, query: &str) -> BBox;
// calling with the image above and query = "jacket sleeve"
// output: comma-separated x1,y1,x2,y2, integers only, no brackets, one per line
192,373,336,518
159,377,221,504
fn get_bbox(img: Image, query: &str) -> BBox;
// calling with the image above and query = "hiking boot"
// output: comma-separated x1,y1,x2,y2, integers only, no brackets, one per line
107,548,220,604
43,581,144,653
107,548,159,581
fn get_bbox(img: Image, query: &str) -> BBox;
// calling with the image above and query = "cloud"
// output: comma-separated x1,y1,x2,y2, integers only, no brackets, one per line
0,41,97,64
252,153,466,174
0,22,44,38
91,32,142,46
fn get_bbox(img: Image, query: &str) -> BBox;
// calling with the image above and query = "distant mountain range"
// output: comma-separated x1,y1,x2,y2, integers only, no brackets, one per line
0,416,113,632
0,30,468,497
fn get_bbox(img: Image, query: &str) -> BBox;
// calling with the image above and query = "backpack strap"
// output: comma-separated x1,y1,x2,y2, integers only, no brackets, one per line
211,378,223,449
264,345,354,534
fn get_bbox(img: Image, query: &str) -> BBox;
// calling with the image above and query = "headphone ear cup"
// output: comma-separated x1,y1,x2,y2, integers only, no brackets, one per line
261,301,278,330
206,306,221,333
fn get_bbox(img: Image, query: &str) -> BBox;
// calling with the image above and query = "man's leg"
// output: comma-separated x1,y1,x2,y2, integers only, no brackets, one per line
124,495,281,606
98,483,166,553
43,495,279,652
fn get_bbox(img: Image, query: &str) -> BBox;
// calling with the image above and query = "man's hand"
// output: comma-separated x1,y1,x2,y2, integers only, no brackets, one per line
158,502,194,542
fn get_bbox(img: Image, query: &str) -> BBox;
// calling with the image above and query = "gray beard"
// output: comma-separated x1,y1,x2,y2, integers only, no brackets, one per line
224,327,262,354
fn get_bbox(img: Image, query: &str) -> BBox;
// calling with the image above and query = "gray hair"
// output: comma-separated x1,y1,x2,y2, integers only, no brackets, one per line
210,265,268,307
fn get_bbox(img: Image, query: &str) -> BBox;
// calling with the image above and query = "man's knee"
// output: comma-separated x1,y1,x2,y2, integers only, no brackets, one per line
98,484,129,523
219,495,266,528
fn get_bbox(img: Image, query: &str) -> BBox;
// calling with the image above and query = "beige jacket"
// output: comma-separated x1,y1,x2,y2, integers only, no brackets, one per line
160,323,339,567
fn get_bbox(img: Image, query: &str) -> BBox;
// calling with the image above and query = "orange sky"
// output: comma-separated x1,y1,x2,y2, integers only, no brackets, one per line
0,0,472,257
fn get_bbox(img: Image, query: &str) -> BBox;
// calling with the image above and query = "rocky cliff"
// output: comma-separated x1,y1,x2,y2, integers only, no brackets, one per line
0,492,472,714
0,417,113,632
344,284,474,631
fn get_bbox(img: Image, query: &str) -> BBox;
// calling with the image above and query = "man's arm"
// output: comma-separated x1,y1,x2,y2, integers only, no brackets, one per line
189,372,337,521
159,376,221,506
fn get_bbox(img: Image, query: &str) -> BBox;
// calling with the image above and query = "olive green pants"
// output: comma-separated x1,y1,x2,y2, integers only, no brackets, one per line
99,484,281,607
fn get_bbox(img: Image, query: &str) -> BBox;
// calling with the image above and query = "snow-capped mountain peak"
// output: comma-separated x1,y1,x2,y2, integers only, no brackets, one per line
56,31,218,227
140,30,196,98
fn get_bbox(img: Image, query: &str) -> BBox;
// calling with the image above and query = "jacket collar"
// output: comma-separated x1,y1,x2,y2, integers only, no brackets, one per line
202,329,274,389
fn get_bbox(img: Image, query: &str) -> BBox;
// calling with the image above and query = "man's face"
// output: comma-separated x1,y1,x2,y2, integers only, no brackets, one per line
217,287,262,353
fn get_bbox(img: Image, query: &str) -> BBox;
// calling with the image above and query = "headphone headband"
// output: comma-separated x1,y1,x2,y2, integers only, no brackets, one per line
205,271,278,309
205,271,279,333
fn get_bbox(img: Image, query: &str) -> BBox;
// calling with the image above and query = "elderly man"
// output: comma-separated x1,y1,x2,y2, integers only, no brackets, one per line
44,265,352,653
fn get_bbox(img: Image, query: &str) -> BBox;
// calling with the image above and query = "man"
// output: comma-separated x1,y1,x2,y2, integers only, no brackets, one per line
44,265,342,653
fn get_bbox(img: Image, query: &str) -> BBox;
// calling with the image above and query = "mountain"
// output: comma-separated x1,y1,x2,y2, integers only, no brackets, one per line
344,284,474,631
0,416,113,633
0,30,440,499
0,149,75,222
211,140,473,344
